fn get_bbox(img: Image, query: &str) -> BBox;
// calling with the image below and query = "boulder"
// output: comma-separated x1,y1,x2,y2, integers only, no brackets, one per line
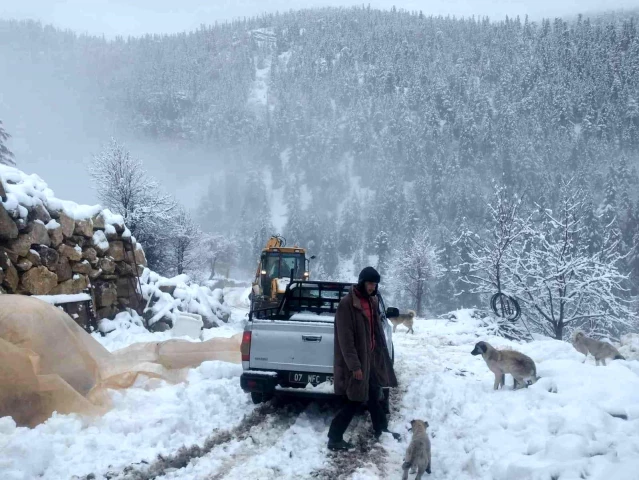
92,213,106,230
149,320,172,332
105,225,118,241
100,274,118,281
115,261,134,277
1,249,18,267
54,256,73,283
2,263,19,293
0,180,6,201
58,244,82,262
159,285,176,296
67,235,86,248
20,266,58,295
74,219,94,238
50,275,89,295
28,204,51,225
117,297,131,309
0,251,18,293
32,245,59,270
97,305,119,320
134,246,147,267
0,268,3,286
108,241,125,262
94,282,118,308
59,212,75,238
92,230,109,256
47,220,64,247
98,256,116,274
71,260,92,275
29,222,51,247
15,258,33,272
26,249,42,267
7,234,33,257
82,247,97,263
0,204,18,241
89,268,102,280
124,250,136,264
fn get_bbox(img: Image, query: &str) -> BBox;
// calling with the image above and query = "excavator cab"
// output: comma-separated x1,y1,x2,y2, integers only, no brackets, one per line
250,236,313,310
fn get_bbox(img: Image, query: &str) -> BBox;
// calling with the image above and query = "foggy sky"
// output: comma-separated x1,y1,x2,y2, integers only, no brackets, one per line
3,0,638,38
1,0,636,211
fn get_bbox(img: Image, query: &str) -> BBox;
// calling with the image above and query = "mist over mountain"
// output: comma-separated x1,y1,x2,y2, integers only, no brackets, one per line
1,6,639,313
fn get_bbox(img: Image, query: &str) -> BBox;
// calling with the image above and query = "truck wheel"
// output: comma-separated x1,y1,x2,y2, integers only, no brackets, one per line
250,392,273,404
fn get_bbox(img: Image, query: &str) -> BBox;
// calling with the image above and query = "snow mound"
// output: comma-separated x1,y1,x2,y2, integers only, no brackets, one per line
138,268,231,329
620,333,639,360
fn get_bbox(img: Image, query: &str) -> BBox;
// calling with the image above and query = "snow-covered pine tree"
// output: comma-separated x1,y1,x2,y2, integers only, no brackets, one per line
0,120,14,166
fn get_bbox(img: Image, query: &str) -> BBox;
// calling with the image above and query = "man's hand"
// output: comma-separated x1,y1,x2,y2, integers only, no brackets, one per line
353,369,363,381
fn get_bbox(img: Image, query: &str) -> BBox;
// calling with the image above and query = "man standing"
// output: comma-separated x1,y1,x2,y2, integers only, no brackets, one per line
327,266,398,451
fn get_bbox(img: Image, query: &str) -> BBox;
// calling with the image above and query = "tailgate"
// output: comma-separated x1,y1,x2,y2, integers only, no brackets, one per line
249,320,334,373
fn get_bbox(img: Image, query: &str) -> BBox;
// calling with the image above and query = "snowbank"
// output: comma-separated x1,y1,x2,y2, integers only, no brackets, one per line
376,309,639,480
136,268,232,330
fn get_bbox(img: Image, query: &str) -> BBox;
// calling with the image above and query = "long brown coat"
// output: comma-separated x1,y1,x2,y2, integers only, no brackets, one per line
333,287,398,402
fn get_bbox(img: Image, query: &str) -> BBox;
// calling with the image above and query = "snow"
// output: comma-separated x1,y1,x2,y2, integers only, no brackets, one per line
92,230,109,251
45,219,60,230
32,293,91,305
138,268,232,328
0,165,109,222
2,301,637,480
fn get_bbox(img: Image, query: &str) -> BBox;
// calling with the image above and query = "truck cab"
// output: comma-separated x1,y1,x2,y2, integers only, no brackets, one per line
240,280,398,406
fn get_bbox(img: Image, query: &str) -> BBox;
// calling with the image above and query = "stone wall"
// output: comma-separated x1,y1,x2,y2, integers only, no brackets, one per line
0,173,147,320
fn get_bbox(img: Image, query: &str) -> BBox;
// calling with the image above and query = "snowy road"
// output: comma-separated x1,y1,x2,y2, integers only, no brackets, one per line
1,291,638,480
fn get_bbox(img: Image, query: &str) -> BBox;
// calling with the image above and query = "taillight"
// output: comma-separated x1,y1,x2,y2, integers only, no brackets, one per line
241,331,251,362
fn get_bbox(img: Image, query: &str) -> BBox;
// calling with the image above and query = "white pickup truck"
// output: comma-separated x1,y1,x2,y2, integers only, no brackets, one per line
240,280,398,408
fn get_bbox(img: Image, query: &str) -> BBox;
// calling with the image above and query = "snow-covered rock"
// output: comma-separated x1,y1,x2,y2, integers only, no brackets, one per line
137,268,231,330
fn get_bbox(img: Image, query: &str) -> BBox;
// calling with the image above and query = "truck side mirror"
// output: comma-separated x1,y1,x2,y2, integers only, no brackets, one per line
385,307,400,318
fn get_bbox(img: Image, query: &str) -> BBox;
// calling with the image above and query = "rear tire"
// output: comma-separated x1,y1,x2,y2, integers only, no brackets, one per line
250,392,273,404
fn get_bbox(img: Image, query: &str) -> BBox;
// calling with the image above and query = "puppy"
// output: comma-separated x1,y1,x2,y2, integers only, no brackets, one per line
471,341,537,390
402,419,431,479
572,331,625,366
391,310,416,334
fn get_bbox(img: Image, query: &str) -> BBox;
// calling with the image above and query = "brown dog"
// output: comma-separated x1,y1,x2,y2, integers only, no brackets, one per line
402,419,431,479
391,310,416,334
572,331,625,365
471,341,538,390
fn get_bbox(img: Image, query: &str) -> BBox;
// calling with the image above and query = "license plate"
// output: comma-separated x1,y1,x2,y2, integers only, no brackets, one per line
288,372,333,385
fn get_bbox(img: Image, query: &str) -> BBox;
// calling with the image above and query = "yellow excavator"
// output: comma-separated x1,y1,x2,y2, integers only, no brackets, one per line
249,235,314,310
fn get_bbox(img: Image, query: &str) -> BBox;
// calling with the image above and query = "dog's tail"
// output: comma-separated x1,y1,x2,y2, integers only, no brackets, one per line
407,310,416,318
614,354,626,360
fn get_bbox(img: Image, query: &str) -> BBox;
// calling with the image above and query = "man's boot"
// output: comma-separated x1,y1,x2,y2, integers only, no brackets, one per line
327,439,355,451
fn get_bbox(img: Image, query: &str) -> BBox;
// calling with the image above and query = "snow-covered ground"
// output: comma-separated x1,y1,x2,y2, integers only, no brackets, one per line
1,298,637,480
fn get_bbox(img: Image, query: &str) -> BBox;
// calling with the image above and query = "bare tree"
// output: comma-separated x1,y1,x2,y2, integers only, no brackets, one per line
89,138,178,272
169,207,201,275
201,233,237,280
511,180,632,340
459,184,529,303
388,230,442,315
0,120,15,167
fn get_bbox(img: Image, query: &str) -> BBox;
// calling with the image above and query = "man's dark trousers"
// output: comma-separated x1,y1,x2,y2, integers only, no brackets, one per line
327,372,387,442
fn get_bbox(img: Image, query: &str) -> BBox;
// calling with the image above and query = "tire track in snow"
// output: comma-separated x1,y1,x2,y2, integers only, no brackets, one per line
86,401,297,480
308,387,404,479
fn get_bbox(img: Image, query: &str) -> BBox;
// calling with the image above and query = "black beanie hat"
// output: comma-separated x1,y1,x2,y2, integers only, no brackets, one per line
358,266,381,284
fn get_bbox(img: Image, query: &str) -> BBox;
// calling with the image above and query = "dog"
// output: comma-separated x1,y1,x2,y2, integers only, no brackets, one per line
471,341,538,390
402,419,431,479
572,331,625,366
391,310,416,334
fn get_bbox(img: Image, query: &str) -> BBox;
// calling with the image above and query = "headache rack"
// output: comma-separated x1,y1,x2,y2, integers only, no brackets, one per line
249,280,354,321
